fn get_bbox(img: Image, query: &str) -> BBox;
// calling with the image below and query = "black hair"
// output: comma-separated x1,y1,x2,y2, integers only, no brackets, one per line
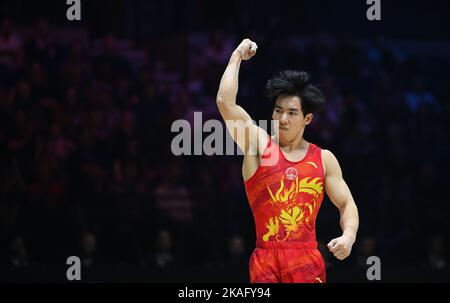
266,70,325,116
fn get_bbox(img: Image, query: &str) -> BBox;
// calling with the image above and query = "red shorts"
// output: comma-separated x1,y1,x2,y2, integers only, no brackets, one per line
249,241,326,283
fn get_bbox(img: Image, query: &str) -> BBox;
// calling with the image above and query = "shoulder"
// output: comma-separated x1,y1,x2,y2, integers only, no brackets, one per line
321,149,334,160
321,149,340,176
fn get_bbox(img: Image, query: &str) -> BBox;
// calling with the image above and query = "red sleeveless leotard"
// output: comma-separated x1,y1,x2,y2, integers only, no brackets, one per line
244,138,326,283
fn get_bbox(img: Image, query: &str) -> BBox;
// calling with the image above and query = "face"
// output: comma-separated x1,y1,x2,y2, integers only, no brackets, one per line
272,95,313,142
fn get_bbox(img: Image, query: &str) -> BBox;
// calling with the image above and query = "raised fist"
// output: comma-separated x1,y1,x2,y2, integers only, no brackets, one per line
234,38,258,60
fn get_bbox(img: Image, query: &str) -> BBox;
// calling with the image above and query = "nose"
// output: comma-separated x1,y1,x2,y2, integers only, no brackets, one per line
280,113,289,125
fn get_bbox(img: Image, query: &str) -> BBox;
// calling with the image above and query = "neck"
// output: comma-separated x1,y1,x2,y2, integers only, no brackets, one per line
276,134,307,152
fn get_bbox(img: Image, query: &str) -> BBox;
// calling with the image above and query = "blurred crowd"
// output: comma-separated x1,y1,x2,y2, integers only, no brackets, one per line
0,15,449,281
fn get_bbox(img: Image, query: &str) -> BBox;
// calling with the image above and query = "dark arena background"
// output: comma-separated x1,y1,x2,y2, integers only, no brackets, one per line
0,0,449,284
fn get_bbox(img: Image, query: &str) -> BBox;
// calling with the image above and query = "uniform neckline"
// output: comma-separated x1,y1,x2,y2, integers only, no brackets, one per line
278,141,312,164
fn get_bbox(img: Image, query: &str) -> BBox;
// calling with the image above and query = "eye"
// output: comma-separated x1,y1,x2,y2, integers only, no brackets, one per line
289,112,297,115
274,109,281,113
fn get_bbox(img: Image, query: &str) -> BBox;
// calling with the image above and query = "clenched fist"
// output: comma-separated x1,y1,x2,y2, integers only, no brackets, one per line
327,234,355,260
234,38,258,61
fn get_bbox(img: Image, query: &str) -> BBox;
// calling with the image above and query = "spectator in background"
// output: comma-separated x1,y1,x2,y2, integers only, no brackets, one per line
26,18,56,64
404,78,439,114
225,235,247,268
0,18,23,76
80,232,98,268
425,235,447,272
153,229,175,269
155,164,193,226
9,236,29,268
355,235,377,270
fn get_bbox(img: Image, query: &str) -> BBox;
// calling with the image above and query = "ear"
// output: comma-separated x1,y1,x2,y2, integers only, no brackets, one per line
304,113,313,125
